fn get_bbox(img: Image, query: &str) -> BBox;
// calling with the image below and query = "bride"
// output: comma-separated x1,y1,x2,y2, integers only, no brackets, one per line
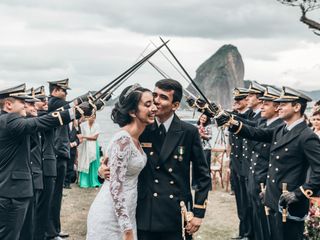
86,84,157,240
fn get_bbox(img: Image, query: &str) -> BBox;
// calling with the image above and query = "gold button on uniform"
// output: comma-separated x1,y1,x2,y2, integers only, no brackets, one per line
153,193,158,197
285,148,288,152
170,181,174,185
155,179,159,183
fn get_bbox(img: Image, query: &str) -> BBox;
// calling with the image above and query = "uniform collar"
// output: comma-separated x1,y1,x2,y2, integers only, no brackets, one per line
239,108,250,114
286,117,304,131
156,113,174,133
0,110,8,115
266,116,280,126
253,108,261,115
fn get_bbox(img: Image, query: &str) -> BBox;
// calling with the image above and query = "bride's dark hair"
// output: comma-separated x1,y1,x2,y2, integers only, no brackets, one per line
111,84,151,127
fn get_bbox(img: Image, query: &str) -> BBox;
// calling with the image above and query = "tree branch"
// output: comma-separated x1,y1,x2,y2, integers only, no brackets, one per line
300,4,320,31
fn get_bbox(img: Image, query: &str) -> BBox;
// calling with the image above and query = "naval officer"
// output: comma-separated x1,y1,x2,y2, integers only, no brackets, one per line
216,86,320,240
0,84,93,240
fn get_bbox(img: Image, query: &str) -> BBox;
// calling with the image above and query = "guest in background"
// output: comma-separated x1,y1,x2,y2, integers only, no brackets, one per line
312,111,320,137
77,114,101,188
192,113,212,190
312,100,320,114
64,119,81,189
198,114,212,169
304,113,313,128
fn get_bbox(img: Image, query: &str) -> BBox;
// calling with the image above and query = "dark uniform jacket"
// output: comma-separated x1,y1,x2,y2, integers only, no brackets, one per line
69,123,80,158
247,118,284,196
249,118,284,185
30,127,43,190
136,114,211,232
231,121,320,218
0,110,72,198
229,109,254,177
38,110,57,177
241,111,265,178
48,96,71,159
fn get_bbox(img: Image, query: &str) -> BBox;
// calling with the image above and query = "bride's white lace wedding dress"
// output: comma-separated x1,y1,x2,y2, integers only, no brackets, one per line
86,130,147,240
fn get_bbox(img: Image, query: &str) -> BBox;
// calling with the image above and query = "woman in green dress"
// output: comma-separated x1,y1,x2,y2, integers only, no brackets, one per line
78,114,102,188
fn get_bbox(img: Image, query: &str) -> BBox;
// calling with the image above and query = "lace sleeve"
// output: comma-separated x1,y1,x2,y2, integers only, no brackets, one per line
205,125,212,139
109,135,132,232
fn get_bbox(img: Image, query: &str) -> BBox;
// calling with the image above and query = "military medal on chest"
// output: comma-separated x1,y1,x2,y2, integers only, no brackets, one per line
178,146,185,161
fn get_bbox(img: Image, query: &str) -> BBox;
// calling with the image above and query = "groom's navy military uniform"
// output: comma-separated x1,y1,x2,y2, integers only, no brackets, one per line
137,114,211,240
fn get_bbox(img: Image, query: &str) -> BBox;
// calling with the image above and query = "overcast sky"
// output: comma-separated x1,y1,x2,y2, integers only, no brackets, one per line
0,0,319,99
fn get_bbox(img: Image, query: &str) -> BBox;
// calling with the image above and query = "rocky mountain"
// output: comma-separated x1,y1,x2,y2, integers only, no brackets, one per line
106,44,320,109
187,44,245,108
303,90,320,102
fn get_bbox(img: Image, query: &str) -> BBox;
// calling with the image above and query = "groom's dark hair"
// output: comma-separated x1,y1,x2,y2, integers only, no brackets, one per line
155,79,182,103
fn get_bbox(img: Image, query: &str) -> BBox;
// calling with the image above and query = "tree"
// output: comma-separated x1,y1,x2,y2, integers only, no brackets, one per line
277,0,320,35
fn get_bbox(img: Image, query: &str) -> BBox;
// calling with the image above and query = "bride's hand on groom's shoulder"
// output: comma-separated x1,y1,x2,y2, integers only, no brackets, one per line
123,229,134,240
98,159,110,180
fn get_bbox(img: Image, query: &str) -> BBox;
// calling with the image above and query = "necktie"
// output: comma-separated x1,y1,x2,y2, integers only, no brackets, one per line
282,126,289,136
259,121,267,128
159,123,166,145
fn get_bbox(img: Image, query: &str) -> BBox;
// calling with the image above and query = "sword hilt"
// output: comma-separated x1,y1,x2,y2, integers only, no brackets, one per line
260,183,270,216
180,201,194,240
282,183,288,222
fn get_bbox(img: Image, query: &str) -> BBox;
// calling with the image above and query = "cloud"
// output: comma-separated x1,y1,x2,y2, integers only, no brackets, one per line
0,0,319,99
1,0,319,40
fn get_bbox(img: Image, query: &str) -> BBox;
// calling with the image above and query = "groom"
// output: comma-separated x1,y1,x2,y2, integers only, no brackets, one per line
99,79,211,240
